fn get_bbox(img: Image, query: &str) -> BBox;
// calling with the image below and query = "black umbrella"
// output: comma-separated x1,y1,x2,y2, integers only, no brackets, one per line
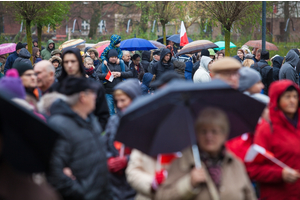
0,90,60,173
116,79,265,167
157,35,171,44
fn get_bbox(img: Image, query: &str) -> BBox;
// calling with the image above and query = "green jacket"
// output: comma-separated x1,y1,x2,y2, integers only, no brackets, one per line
41,39,55,60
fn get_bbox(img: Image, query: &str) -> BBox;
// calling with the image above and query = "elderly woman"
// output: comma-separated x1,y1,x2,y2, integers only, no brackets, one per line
155,107,256,200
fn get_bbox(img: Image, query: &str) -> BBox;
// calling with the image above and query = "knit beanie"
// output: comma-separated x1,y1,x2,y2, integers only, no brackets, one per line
0,69,26,99
12,62,33,76
260,50,270,60
16,42,23,51
200,49,210,57
114,79,142,100
108,49,118,59
238,67,262,92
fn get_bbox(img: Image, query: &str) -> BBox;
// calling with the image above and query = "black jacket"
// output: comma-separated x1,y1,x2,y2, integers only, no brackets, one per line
129,62,145,82
49,79,109,130
149,59,158,73
272,56,284,81
96,62,133,94
47,100,111,200
151,48,174,80
250,60,273,95
141,51,151,73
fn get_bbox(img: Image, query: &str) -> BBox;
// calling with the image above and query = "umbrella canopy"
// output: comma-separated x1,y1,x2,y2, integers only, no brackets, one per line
0,90,59,174
157,35,172,44
93,40,110,49
244,40,279,51
59,39,86,51
166,34,193,44
0,43,17,55
214,41,237,51
120,38,157,51
177,40,218,56
149,40,166,48
116,79,265,156
97,43,109,57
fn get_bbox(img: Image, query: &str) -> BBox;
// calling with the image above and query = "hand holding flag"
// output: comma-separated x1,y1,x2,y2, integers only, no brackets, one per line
105,70,114,82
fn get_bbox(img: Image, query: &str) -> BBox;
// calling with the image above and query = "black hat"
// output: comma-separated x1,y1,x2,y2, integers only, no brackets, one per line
200,49,210,57
59,76,99,96
153,49,161,56
12,62,33,76
16,42,23,51
261,50,269,60
108,49,118,59
150,71,182,88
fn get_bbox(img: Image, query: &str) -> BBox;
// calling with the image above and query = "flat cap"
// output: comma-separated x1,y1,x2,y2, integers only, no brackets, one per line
210,57,242,73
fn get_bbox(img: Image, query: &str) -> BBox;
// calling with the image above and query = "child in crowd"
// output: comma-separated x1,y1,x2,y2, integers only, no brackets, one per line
101,34,123,66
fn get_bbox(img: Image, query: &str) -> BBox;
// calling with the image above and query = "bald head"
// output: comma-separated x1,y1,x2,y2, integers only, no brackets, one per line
34,60,55,92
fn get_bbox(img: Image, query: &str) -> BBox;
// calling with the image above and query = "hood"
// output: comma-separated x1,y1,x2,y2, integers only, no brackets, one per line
114,79,142,100
47,39,55,50
19,48,31,59
272,56,284,69
84,46,92,54
200,56,213,72
160,48,172,65
51,49,61,56
142,51,151,62
268,80,300,125
285,50,299,67
58,47,86,82
142,73,153,88
110,34,121,46
87,48,99,59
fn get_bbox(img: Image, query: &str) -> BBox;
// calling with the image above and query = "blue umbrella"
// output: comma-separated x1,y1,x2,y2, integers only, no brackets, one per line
214,41,237,51
120,38,157,51
167,34,193,44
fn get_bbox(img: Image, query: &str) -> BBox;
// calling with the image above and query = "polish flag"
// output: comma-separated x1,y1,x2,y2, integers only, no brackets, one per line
156,152,182,171
245,144,288,168
105,70,114,82
180,21,189,47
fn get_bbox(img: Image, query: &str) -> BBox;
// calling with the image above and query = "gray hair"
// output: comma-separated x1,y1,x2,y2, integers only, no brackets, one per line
64,93,80,106
122,50,130,56
37,92,67,114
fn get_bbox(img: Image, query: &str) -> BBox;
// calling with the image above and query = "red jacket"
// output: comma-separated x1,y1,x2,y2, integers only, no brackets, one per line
226,133,254,161
248,80,300,200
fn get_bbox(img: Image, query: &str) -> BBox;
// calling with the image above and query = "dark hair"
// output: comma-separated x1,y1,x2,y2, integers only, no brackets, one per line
58,48,86,82
216,51,224,57
132,54,140,60
285,85,298,93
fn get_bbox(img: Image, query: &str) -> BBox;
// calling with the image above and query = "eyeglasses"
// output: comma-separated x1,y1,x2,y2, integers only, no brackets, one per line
219,70,240,78
22,73,37,77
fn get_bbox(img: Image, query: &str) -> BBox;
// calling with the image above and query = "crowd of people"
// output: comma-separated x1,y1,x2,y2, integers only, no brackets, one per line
0,34,300,200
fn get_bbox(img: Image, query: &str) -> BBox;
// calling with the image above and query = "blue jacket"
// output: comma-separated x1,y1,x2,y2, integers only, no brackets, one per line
141,73,153,95
4,51,18,74
100,34,123,62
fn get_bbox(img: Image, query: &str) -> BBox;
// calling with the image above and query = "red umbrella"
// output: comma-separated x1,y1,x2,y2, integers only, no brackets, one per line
244,40,278,51
97,43,109,57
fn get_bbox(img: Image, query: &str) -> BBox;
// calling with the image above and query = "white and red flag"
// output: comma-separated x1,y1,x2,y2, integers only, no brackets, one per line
180,21,189,47
105,70,114,82
245,144,288,168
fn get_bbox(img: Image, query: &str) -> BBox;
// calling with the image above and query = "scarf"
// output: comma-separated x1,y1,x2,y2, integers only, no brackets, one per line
85,67,95,76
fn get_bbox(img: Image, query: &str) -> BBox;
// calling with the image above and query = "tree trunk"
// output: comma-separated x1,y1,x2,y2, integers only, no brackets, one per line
284,1,289,43
88,3,102,38
162,22,166,45
26,19,33,64
224,28,231,56
139,2,150,34
37,23,42,50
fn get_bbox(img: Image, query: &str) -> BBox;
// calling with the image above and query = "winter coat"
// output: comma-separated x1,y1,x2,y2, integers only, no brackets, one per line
250,60,273,95
141,73,153,95
193,56,212,83
47,100,111,200
100,35,122,62
148,59,158,73
233,55,244,63
226,133,254,161
155,147,256,200
173,60,186,79
151,48,174,80
185,59,193,81
41,40,55,60
129,62,145,82
54,66,62,78
272,56,284,81
126,149,157,200
96,61,133,94
247,80,300,200
141,51,151,73
4,51,18,74
14,48,32,66
87,48,101,70
279,50,299,85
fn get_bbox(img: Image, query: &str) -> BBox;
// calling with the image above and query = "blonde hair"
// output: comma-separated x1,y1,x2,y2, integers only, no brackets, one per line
195,107,230,135
84,57,93,64
242,59,254,67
